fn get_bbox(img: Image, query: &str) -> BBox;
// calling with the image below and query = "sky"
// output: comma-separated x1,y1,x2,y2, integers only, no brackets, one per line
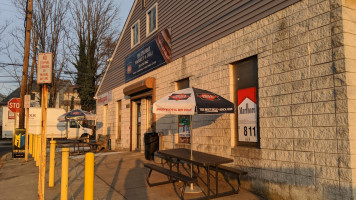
0,0,134,97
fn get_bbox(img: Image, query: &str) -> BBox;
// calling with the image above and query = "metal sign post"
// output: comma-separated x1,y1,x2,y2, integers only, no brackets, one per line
8,98,21,158
24,94,30,161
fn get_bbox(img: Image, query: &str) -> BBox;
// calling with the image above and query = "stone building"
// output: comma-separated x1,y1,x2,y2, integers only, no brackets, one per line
95,0,356,199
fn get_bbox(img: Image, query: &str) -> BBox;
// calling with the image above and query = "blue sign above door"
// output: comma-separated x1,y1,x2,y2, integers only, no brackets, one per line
125,28,172,82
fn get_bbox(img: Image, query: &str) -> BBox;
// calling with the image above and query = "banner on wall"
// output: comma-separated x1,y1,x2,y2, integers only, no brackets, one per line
97,91,112,105
125,28,172,82
238,87,258,142
12,128,26,158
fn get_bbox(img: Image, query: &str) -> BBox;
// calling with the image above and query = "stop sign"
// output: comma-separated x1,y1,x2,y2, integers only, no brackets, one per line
8,98,21,113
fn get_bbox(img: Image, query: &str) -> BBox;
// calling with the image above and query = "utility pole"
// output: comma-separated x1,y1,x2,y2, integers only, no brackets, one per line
19,0,33,129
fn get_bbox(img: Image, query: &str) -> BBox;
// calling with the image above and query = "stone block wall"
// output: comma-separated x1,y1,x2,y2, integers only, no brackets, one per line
96,0,356,199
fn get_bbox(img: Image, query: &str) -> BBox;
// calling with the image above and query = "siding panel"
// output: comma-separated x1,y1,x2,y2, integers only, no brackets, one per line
98,0,300,95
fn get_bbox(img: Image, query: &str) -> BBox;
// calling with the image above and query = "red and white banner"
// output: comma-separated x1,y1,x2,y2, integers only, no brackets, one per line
238,87,258,142
154,88,196,115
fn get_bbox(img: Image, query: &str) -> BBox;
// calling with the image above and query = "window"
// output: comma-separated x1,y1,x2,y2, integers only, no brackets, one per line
104,104,108,134
146,3,158,36
116,101,122,141
31,92,36,100
69,121,79,128
131,20,140,48
232,56,259,147
175,78,190,90
141,0,146,9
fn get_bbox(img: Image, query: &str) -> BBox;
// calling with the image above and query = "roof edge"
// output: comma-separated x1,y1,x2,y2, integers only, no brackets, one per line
95,0,138,99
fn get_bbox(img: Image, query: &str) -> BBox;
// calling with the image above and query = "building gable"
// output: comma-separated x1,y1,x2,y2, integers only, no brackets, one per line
97,0,301,96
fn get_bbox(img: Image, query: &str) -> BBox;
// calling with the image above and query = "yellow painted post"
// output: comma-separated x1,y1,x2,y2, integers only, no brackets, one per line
84,152,94,200
61,148,69,200
34,135,37,161
49,140,56,187
33,134,36,156
36,135,39,167
29,134,33,155
35,135,38,160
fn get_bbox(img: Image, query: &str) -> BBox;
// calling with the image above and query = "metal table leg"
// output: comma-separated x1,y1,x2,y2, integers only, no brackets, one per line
216,165,219,197
207,165,210,199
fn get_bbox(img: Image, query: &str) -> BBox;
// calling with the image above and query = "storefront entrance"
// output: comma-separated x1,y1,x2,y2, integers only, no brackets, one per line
131,97,153,151
123,77,156,152
131,100,141,151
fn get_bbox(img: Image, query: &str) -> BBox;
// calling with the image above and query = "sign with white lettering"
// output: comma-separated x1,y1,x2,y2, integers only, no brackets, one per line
125,28,171,82
8,98,21,113
37,53,53,84
12,128,26,158
238,87,258,142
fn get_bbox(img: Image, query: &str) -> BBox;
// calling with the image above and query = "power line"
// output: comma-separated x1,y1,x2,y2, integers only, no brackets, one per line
0,62,24,66
0,81,19,83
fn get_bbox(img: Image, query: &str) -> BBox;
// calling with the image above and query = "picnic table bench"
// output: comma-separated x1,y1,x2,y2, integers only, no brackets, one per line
210,165,247,194
88,134,110,152
144,163,197,200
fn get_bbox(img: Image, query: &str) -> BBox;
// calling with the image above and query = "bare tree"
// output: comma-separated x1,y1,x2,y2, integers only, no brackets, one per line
0,20,8,53
2,0,27,87
69,0,120,111
7,0,69,108
34,0,70,107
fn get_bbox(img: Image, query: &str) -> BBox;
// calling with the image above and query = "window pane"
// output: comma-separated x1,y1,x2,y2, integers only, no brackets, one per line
134,25,138,44
148,6,157,33
152,7,156,31
132,23,139,45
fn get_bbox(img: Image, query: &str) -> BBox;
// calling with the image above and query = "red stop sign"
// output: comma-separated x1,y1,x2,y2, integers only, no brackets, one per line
8,98,21,113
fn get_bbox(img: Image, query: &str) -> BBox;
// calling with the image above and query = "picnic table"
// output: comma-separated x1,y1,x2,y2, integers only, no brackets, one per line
55,138,89,154
158,148,233,199
144,148,246,199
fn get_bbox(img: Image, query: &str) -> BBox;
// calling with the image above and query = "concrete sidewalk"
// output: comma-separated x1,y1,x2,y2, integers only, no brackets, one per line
0,150,264,200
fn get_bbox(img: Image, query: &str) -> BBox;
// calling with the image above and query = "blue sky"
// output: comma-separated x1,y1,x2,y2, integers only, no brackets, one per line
0,0,134,96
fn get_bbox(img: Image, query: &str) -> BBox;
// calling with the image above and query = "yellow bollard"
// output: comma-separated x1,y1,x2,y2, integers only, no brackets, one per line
84,152,95,200
61,148,70,200
36,135,40,167
29,134,33,155
49,140,56,187
34,135,37,162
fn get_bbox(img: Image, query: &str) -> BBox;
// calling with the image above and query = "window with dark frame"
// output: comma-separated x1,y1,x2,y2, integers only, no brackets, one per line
233,56,259,147
31,92,36,100
146,3,157,35
141,0,146,9
131,21,140,47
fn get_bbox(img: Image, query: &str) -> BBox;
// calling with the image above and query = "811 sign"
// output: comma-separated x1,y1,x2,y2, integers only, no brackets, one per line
8,98,21,113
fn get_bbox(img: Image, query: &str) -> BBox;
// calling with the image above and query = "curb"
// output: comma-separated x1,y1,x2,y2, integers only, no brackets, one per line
1,152,11,161
0,152,11,169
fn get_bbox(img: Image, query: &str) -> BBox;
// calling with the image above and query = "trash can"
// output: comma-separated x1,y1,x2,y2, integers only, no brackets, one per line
144,132,159,160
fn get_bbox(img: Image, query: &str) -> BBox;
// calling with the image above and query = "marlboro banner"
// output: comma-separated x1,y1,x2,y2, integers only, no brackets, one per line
238,87,258,142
